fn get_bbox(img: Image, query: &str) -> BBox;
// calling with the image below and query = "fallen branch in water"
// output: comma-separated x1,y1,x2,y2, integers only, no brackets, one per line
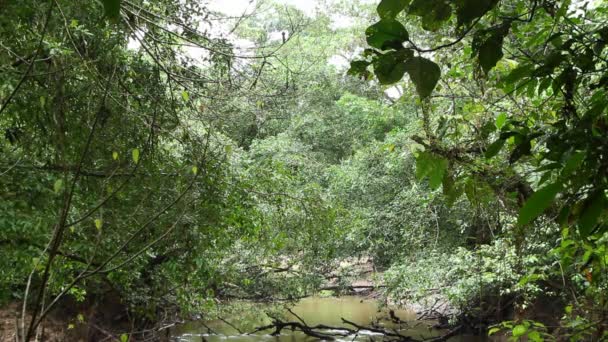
249,320,355,340
250,315,462,341
250,315,418,341
341,318,416,341
319,285,387,291
424,325,462,342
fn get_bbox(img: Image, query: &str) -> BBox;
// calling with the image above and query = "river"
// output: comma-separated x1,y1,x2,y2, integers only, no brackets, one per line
171,296,487,341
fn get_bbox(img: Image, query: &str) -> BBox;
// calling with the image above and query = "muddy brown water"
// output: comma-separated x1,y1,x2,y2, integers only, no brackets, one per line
171,296,487,341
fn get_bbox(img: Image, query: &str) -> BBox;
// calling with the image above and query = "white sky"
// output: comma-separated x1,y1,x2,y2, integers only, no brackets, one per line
208,0,321,17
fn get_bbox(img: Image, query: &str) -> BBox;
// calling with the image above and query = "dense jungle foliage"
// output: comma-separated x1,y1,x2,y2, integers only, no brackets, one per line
1,0,607,340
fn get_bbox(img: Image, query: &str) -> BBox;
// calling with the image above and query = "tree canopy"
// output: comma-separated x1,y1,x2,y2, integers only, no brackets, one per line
1,0,608,341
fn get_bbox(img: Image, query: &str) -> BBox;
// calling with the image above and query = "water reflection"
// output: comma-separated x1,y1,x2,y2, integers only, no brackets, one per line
172,296,447,341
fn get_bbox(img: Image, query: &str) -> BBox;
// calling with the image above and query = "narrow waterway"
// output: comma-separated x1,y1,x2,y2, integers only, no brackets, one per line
171,296,486,341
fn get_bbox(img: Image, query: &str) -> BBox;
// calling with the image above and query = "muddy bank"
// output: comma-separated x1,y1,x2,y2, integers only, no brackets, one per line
0,302,77,342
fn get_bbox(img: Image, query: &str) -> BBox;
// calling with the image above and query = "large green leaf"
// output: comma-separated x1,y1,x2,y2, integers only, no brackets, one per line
348,60,371,75
416,151,448,189
495,113,507,129
473,23,510,74
102,0,121,21
373,50,412,84
404,57,441,98
512,325,527,338
455,0,498,26
561,151,585,177
485,138,505,158
365,19,409,50
443,173,464,206
517,182,563,226
348,60,372,79
578,192,607,237
409,0,452,31
478,35,504,74
377,0,410,19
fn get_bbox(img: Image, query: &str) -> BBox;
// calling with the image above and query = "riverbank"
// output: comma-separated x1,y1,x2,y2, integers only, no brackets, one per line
0,303,76,342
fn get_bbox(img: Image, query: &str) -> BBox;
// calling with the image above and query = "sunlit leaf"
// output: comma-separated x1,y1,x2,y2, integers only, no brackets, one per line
132,148,140,163
495,113,507,129
54,179,63,194
512,324,527,337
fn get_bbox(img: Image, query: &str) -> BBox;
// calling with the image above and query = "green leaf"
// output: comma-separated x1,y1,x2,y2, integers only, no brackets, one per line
192,166,198,175
365,19,409,50
485,138,505,158
455,0,498,26
518,182,563,226
181,90,189,101
54,179,63,194
478,35,504,74
102,0,121,21
404,57,441,98
556,0,572,18
112,151,119,160
373,51,410,84
561,151,585,177
557,206,571,226
443,173,463,206
132,148,140,163
495,113,507,129
512,324,527,337
488,327,500,335
509,138,532,164
501,64,534,85
416,151,448,189
377,0,409,19
578,192,607,238
474,24,510,74
409,0,452,31
94,219,103,230
120,334,128,342
527,331,542,342
348,60,372,78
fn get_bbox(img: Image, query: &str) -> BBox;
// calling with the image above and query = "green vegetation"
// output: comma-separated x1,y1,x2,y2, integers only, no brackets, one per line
1,0,607,340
